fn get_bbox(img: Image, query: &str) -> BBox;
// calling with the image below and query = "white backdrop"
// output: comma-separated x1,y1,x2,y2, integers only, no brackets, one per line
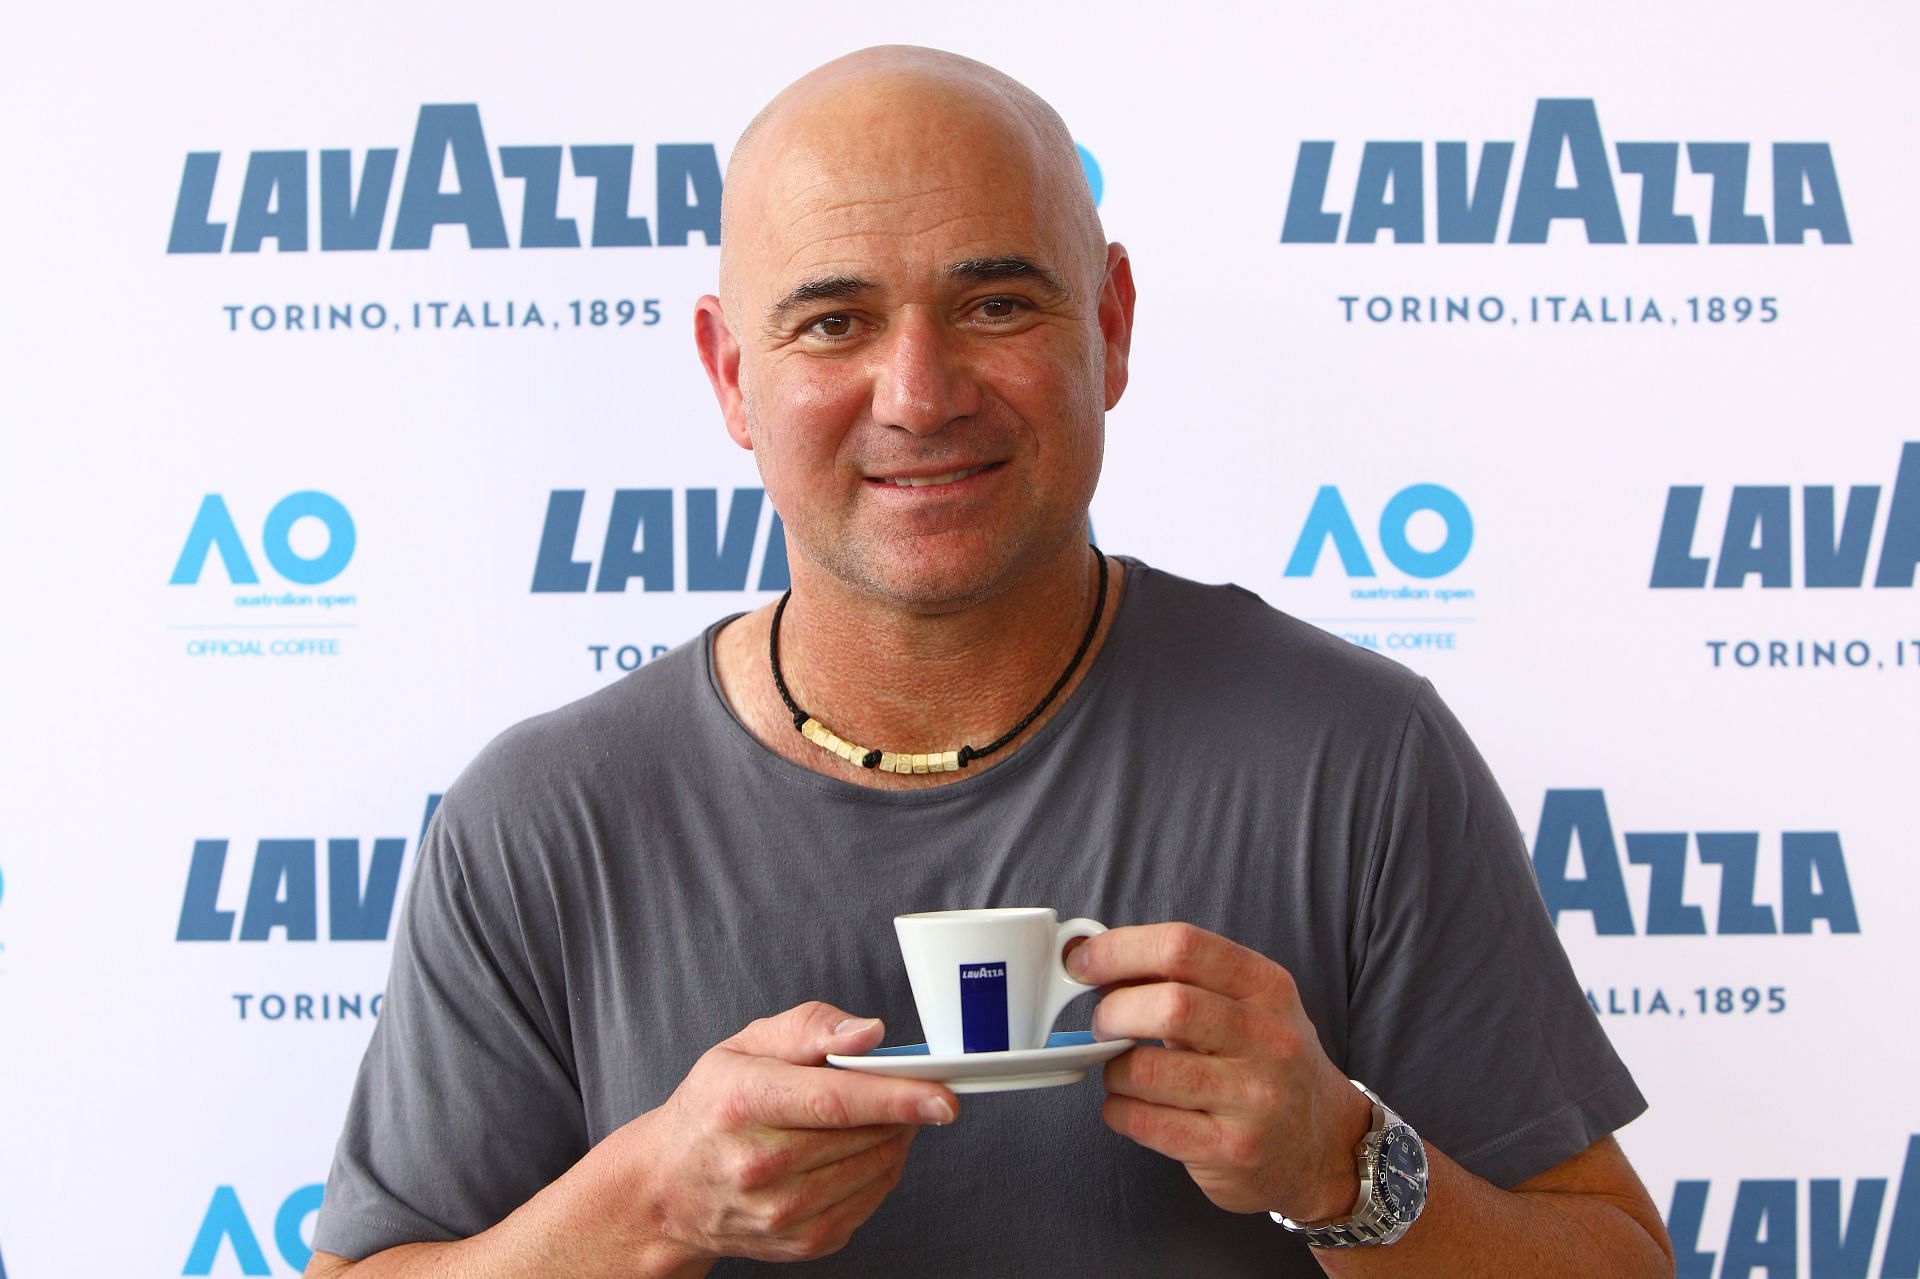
3,4,1916,1276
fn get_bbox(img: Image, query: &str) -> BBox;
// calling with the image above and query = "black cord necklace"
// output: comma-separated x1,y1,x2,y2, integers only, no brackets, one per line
769,548,1108,775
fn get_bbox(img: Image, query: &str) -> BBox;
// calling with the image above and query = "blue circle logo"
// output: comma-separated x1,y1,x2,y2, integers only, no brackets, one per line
1076,143,1103,207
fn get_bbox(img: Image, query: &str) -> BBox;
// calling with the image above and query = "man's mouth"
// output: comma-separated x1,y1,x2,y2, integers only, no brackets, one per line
870,463,997,488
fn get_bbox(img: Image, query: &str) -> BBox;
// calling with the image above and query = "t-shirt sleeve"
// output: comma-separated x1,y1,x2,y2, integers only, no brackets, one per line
1342,679,1646,1189
311,785,589,1259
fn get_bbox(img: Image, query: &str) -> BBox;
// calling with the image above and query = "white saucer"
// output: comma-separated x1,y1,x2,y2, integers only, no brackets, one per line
827,1030,1134,1093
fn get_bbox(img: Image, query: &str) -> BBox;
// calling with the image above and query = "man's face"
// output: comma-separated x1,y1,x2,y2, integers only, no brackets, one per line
699,79,1133,610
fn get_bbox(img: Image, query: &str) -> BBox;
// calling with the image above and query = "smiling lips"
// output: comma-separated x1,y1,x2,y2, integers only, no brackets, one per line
869,463,999,488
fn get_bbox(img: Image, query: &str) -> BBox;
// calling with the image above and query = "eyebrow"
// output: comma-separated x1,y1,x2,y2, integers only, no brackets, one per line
763,256,1070,332
944,256,1068,297
765,274,878,330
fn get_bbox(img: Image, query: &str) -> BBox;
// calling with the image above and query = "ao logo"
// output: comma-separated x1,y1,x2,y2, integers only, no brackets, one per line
170,492,355,586
1283,484,1473,579
184,1185,322,1276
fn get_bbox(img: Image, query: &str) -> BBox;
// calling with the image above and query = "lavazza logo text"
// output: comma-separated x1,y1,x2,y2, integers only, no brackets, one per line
168,491,358,659
174,795,439,1022
1665,1135,1920,1279
1271,481,1475,656
1282,99,1851,333
530,487,794,675
168,104,721,256
164,104,720,340
1651,442,1920,673
1531,788,1860,1028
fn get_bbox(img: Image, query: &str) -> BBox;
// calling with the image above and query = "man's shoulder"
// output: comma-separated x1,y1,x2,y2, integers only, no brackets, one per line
1122,558,1427,721
438,623,720,827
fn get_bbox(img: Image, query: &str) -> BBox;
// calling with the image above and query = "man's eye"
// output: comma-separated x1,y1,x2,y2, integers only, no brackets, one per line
808,314,855,339
977,297,1023,320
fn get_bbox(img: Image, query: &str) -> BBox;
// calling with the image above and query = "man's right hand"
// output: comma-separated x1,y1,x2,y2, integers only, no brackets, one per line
616,1000,959,1270
305,1001,957,1279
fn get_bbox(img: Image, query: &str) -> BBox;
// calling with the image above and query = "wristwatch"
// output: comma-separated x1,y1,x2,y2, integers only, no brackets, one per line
1271,1080,1429,1248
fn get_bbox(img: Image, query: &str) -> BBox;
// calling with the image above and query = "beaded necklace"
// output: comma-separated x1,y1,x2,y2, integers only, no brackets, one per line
768,549,1108,775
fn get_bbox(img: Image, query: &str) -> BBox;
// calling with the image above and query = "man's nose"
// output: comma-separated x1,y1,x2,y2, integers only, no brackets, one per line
868,309,980,434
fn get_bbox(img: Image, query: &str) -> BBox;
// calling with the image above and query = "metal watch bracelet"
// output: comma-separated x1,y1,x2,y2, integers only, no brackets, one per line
1270,1080,1427,1249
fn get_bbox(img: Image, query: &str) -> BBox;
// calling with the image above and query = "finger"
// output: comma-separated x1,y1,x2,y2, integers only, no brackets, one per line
785,1127,912,1210
781,1124,913,1176
722,1000,888,1065
770,1138,913,1263
1092,981,1249,1055
739,1057,958,1130
1069,923,1280,1001
1102,1044,1243,1113
1101,1092,1226,1166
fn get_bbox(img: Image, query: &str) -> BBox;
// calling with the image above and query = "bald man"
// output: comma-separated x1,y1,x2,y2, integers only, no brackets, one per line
307,48,1673,1278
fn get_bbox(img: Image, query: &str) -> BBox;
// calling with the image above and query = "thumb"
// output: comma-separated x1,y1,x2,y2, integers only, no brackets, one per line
724,1000,887,1065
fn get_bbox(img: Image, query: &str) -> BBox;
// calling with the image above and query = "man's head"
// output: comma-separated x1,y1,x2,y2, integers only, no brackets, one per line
695,46,1135,611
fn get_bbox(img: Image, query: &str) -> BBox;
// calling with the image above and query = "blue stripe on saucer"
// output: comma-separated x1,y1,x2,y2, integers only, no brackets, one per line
866,1030,1098,1057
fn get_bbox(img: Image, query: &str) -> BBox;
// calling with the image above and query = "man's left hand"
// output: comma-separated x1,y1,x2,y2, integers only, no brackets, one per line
1069,923,1374,1223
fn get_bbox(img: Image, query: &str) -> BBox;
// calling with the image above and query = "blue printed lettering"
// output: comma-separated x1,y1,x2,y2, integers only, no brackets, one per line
170,495,259,585
231,151,308,253
1722,1180,1796,1277
1652,444,1920,589
1435,141,1514,244
170,492,353,587
169,106,723,253
532,488,793,593
1531,790,1860,937
182,1186,270,1276
318,148,398,251
597,489,674,591
183,1185,325,1276
1509,99,1626,244
1663,1137,1920,1279
168,153,227,254
1284,487,1375,578
1281,99,1849,246
175,797,438,943
501,145,579,248
391,104,509,250
571,145,652,247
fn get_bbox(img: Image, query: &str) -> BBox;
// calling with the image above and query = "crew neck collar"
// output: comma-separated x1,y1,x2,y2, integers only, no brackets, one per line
700,556,1152,805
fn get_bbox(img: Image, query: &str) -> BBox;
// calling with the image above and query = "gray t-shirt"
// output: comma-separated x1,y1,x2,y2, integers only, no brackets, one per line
314,558,1644,1275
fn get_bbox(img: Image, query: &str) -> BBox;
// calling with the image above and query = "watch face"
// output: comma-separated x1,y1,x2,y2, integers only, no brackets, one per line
1376,1126,1428,1218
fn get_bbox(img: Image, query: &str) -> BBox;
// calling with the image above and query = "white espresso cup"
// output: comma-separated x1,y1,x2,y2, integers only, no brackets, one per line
893,908,1107,1054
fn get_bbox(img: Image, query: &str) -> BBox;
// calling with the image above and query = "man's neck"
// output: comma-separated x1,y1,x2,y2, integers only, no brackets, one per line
712,542,1126,789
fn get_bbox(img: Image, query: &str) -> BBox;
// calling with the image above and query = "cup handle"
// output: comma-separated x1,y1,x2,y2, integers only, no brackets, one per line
1041,917,1108,1036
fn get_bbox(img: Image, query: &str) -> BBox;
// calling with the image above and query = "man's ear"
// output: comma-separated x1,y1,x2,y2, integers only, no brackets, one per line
694,295,752,449
1097,243,1136,411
